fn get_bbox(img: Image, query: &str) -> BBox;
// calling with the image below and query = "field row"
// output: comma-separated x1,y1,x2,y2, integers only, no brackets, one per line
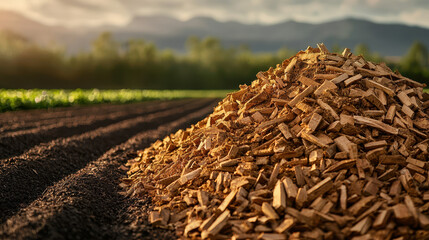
0,99,218,239
0,89,231,112
1,88,427,112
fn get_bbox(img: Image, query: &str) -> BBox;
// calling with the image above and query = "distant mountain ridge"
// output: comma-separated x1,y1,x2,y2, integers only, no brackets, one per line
0,9,429,56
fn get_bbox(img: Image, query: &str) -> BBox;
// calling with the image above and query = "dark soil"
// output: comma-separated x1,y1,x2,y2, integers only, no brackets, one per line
0,99,192,159
0,99,218,240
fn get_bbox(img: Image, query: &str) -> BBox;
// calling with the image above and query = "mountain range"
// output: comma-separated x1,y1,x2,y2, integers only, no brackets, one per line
1,9,429,56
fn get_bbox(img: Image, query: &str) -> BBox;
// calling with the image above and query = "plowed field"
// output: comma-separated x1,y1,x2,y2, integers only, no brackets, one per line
0,99,219,239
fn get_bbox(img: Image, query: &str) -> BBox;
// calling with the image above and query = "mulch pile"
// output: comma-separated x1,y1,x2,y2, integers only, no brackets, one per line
122,44,429,240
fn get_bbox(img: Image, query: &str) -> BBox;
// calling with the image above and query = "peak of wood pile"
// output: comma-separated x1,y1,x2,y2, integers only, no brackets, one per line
122,44,429,240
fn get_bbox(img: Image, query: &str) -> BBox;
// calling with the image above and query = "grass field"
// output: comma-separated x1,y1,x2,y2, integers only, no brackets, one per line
1,88,427,112
0,89,232,112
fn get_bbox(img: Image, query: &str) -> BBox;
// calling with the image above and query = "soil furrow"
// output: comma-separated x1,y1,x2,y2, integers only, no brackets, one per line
0,99,217,223
0,99,196,159
0,102,217,240
0,101,167,124
0,100,192,133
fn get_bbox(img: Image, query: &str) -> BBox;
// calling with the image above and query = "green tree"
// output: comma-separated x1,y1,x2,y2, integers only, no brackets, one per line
354,43,371,58
126,40,157,64
331,43,342,54
276,47,295,60
354,43,383,62
91,32,119,60
399,42,429,84
401,41,429,71
0,30,31,58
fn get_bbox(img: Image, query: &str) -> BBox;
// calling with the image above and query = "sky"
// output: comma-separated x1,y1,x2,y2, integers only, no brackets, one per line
1,0,429,28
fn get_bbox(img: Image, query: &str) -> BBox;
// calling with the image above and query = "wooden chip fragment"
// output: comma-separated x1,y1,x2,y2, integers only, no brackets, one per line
340,185,347,211
296,188,308,208
285,57,297,73
268,163,281,188
307,113,323,132
218,189,238,212
393,204,414,225
273,180,287,211
317,99,339,120
397,91,412,108
278,123,293,139
314,80,337,96
275,218,295,233
288,85,316,107
185,220,203,237
178,168,202,185
283,177,298,200
373,209,391,229
344,74,363,86
307,177,333,202
354,115,399,135
301,132,328,148
198,190,210,206
349,196,375,216
330,73,349,85
256,115,293,131
323,159,356,173
294,165,305,187
298,75,320,87
364,140,387,150
350,217,372,235
262,202,280,219
364,79,395,96
334,136,353,154
201,210,231,239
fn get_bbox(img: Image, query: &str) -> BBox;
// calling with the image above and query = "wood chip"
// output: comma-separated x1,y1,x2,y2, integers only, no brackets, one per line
201,210,231,239
275,218,295,233
354,115,399,135
307,177,333,202
314,80,338,96
330,73,349,85
393,204,414,225
262,202,280,219
298,75,320,87
125,45,429,240
273,180,287,211
288,85,316,107
317,99,339,120
218,190,238,212
283,177,298,200
344,74,363,86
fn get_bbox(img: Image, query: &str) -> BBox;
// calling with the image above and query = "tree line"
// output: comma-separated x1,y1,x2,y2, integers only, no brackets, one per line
0,31,427,89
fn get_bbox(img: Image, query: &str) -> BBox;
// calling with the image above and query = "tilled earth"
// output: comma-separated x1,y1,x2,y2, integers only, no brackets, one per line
0,99,219,240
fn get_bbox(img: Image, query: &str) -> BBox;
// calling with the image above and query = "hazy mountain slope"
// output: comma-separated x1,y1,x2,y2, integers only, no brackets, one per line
0,10,77,47
111,16,429,56
0,10,428,56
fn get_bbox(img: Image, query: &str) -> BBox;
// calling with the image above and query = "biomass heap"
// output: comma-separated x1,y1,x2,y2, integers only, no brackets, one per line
122,44,429,239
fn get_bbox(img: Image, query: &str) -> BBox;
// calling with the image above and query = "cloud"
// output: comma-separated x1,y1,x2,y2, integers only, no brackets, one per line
0,0,130,27
399,8,429,27
0,0,428,28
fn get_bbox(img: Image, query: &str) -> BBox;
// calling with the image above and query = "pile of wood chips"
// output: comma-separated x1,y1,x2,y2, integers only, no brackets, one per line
122,44,429,240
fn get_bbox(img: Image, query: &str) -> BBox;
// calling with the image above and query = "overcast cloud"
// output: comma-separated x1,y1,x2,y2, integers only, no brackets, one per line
1,0,429,28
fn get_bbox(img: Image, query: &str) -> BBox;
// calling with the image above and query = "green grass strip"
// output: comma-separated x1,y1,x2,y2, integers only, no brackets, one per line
3,88,427,112
0,89,232,112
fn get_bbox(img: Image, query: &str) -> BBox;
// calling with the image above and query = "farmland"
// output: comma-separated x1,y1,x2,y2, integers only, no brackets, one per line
0,89,230,112
0,90,226,238
0,98,218,239
0,75,428,239
1,88,426,112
